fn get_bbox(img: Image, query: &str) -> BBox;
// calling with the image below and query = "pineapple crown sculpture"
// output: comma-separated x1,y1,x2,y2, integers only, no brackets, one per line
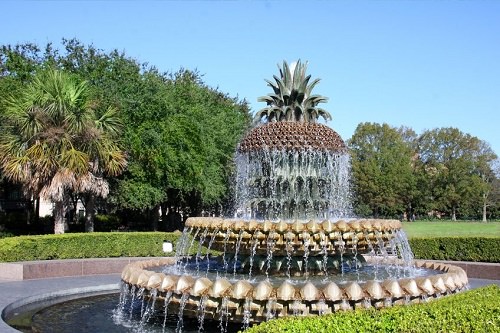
239,60,346,153
254,59,332,124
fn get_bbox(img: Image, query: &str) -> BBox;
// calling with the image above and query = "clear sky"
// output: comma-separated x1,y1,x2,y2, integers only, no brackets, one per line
2,0,499,155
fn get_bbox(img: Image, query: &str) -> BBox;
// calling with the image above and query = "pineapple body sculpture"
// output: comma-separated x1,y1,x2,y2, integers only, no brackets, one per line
235,60,351,220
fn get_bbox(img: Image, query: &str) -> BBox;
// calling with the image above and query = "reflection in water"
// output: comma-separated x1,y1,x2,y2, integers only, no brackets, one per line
10,293,243,333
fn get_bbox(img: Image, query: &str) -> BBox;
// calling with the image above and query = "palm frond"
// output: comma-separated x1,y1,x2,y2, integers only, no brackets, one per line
255,60,331,124
103,150,127,176
75,172,110,198
60,148,89,175
2,156,30,182
95,106,123,137
40,168,74,201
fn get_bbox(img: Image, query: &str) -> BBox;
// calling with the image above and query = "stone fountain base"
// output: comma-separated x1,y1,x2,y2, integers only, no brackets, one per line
120,256,468,323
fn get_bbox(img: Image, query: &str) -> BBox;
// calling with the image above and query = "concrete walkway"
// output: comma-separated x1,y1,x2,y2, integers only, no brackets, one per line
0,259,499,333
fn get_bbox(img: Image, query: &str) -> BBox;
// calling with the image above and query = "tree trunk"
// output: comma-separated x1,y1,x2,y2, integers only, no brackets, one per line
160,202,168,231
34,197,40,225
26,207,31,225
54,200,66,234
151,204,160,231
71,196,79,224
482,193,487,222
85,195,96,232
451,206,457,221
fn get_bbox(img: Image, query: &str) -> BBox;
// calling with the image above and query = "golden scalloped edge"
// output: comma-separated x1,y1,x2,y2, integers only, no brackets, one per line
184,217,401,256
120,258,468,323
186,217,402,233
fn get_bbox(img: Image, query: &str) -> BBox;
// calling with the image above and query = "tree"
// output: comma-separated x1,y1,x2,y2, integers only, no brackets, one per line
486,160,500,220
54,40,252,226
0,39,251,231
113,68,251,227
348,123,415,218
472,147,498,221
0,69,126,233
416,127,497,220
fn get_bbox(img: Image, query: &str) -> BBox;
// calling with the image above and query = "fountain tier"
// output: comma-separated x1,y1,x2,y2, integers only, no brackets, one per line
120,217,468,324
184,217,401,258
121,255,468,324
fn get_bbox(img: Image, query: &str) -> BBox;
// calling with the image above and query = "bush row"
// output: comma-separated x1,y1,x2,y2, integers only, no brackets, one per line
0,233,498,263
409,237,500,263
0,231,15,239
245,285,500,333
0,232,183,262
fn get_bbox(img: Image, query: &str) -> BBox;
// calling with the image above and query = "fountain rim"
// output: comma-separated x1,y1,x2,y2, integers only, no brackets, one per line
185,217,402,233
120,257,468,323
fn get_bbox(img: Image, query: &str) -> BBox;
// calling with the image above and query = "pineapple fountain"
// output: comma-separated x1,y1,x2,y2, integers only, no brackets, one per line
119,61,468,331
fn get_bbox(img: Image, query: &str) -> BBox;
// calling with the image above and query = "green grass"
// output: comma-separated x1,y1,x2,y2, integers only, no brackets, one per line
401,221,500,238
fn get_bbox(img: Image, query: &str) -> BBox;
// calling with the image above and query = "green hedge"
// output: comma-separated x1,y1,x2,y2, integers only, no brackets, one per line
0,231,15,239
0,232,183,262
0,233,498,263
409,237,500,263
245,285,500,333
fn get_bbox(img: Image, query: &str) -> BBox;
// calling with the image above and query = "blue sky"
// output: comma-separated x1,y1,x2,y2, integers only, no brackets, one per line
2,1,499,155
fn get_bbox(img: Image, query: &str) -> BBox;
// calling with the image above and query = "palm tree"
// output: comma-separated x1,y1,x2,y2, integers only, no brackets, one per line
0,69,126,233
255,60,332,124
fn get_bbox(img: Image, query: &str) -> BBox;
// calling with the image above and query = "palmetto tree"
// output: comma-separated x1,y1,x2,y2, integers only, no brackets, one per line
0,69,127,233
255,60,332,124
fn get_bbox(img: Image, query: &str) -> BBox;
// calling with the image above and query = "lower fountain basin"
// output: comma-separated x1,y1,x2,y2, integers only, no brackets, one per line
121,257,468,323
6,291,244,333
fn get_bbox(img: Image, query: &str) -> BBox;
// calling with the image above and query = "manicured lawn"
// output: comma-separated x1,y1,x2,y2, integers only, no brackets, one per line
401,221,500,238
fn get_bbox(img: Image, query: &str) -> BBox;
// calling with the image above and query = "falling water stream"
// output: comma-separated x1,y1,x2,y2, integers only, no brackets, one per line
234,150,352,220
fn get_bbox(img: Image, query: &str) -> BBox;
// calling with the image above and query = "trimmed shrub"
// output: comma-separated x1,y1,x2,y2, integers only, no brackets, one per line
409,237,500,263
0,231,14,239
94,214,123,232
0,234,498,263
245,285,500,333
0,232,183,262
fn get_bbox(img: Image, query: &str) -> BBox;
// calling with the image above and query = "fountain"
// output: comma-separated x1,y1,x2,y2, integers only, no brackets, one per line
119,60,468,331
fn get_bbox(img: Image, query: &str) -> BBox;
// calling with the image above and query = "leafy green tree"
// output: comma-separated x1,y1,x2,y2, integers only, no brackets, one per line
55,41,252,227
461,144,498,221
416,127,497,220
0,44,39,226
396,126,426,220
1,39,252,231
114,69,251,228
348,122,415,218
0,69,126,233
487,160,500,220
1,43,44,81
